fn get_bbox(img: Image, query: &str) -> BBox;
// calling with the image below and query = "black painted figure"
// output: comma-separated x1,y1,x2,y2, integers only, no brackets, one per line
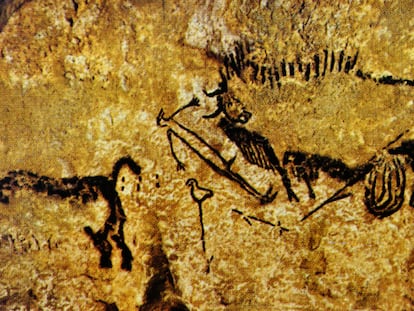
283,151,373,200
159,42,414,218
157,99,278,204
219,41,414,220
364,154,406,218
203,71,299,202
231,208,289,235
0,156,141,271
223,41,414,89
157,72,302,204
283,151,374,220
186,178,214,273
186,178,213,254
286,134,412,221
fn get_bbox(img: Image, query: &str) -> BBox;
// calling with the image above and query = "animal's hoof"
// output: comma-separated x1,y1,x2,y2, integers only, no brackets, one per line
99,256,113,269
121,261,132,271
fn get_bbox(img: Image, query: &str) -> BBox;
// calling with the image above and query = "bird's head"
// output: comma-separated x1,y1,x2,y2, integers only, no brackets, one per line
186,178,197,187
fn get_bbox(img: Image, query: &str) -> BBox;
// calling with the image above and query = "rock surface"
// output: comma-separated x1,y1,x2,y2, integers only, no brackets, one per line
0,0,413,310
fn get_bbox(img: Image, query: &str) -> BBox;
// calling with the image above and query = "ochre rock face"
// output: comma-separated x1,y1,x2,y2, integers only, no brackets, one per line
0,1,413,310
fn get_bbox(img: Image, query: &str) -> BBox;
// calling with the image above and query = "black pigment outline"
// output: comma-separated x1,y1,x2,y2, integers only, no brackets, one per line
157,101,278,204
158,65,414,221
186,178,214,273
221,40,414,89
219,42,414,220
294,132,413,221
186,178,213,254
0,156,141,271
231,208,289,235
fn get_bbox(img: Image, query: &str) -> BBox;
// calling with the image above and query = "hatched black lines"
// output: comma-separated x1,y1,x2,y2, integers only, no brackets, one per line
220,41,413,89
221,41,361,89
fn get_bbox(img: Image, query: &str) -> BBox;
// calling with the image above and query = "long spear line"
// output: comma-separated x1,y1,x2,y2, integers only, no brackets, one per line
301,129,410,221
157,100,278,204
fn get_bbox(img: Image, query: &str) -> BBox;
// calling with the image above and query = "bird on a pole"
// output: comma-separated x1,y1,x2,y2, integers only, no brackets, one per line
186,178,214,255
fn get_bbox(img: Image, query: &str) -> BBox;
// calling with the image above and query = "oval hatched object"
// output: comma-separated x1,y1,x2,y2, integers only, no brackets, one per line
364,155,406,218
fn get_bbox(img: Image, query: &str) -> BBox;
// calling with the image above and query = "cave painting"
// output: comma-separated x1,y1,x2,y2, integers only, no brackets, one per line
158,42,414,221
0,156,141,270
221,41,413,89
0,156,191,310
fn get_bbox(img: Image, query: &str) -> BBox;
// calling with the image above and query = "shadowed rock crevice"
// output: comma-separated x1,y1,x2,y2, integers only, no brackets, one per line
139,227,189,311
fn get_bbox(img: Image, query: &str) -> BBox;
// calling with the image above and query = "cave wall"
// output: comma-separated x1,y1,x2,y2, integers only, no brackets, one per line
0,1,413,310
